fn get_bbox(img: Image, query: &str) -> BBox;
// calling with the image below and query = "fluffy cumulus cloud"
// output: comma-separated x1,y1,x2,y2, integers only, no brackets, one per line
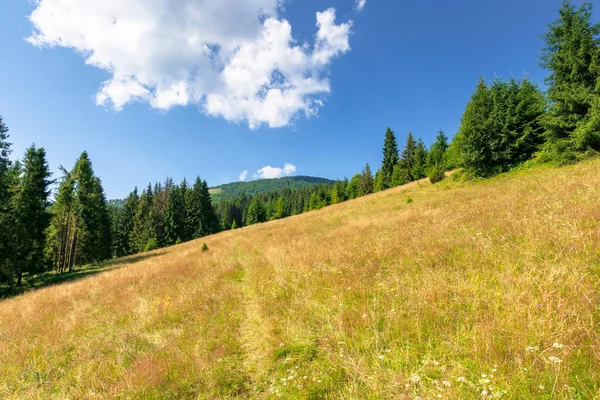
27,0,353,129
239,170,249,182
356,0,367,11
254,163,296,179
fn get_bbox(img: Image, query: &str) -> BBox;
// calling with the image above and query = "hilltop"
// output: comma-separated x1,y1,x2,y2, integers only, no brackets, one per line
209,175,336,202
1,159,599,398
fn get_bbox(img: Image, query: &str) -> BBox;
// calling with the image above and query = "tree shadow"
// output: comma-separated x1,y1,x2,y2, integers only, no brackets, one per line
0,252,165,300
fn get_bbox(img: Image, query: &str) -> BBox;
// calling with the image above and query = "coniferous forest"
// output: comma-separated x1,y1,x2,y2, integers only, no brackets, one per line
1,1,600,292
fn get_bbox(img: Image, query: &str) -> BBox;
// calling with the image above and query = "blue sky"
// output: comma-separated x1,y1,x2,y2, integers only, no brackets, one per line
0,0,591,199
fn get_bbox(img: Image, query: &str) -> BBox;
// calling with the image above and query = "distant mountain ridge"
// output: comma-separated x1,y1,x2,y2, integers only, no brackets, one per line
108,176,337,206
210,176,336,202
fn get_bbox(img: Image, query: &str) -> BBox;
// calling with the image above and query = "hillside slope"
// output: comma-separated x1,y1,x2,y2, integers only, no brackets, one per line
210,176,335,201
1,160,599,398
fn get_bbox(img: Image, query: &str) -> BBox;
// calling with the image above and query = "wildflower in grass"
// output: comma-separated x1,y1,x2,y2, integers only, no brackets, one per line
457,376,467,383
410,374,421,384
362,314,367,319
548,356,562,364
552,342,563,349
538,385,545,390
279,343,285,347
442,380,451,387
378,355,385,359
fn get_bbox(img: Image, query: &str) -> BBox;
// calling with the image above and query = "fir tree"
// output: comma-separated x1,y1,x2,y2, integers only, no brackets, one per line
540,0,600,162
0,117,11,284
165,183,185,245
246,198,266,225
113,188,139,257
399,131,418,182
380,128,399,189
411,138,428,180
359,163,374,196
345,174,361,200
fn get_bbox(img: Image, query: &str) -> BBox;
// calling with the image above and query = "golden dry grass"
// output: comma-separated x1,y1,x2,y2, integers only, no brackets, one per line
1,160,599,399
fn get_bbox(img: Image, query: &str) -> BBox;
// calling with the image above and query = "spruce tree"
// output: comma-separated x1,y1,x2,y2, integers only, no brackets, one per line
186,177,205,239
0,117,11,284
113,188,139,257
165,183,185,245
428,131,449,183
399,131,417,182
411,138,428,180
7,145,53,285
199,179,219,236
359,163,374,196
540,0,600,162
380,128,399,189
345,174,361,200
45,168,75,272
246,198,266,225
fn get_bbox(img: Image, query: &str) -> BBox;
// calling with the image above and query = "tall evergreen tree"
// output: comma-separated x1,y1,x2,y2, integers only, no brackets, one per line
411,138,428,180
198,179,219,236
359,163,374,196
380,128,399,189
0,117,12,284
428,130,449,183
133,184,154,252
45,168,75,272
345,173,361,200
540,0,600,162
246,198,266,225
165,183,185,245
7,146,52,286
113,188,139,257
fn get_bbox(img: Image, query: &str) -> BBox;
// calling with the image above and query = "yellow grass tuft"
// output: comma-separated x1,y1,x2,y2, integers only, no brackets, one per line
1,160,599,398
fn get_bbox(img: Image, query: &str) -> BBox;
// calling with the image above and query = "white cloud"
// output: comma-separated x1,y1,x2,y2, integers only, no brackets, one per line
356,0,367,11
239,170,248,182
27,1,353,129
254,163,297,179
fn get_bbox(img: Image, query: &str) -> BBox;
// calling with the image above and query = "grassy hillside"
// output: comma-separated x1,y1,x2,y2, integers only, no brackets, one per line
210,176,336,202
1,160,599,399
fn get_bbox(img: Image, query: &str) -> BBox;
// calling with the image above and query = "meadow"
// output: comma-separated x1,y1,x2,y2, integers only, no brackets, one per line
1,159,599,399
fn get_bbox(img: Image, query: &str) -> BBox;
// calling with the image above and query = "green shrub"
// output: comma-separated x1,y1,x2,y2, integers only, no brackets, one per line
405,196,413,204
201,243,209,252
143,238,158,252
428,165,446,184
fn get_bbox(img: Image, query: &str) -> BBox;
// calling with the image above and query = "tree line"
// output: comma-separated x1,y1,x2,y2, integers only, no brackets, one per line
0,1,598,290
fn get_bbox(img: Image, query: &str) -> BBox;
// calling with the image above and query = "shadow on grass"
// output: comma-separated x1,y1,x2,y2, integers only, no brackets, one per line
0,252,165,300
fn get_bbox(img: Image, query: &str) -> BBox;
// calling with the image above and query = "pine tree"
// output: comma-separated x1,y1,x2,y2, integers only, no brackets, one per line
165,183,185,246
246,198,266,225
428,130,449,183
45,168,75,273
540,1,600,162
186,177,204,239
399,131,418,182
457,77,546,176
380,128,399,189
411,138,428,180
373,171,383,192
113,188,139,257
345,173,361,200
0,117,12,284
359,163,374,196
198,179,219,236
133,184,154,252
7,146,53,286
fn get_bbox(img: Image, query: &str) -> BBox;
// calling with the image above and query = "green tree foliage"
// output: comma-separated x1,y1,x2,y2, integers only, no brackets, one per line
112,188,139,257
345,173,361,200
455,77,546,176
164,183,186,246
6,146,52,287
0,117,12,284
373,171,383,193
246,198,266,225
540,0,600,163
380,128,399,189
428,131,449,183
411,138,428,180
399,131,417,181
359,163,374,196
132,184,154,253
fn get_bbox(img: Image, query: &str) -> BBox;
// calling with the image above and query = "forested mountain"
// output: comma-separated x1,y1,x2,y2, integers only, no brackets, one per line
210,176,336,202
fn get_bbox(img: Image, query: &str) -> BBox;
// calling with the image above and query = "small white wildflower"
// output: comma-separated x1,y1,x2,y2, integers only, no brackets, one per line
378,355,385,360
457,376,467,383
552,342,563,349
410,374,421,383
437,394,442,399
442,380,451,387
279,343,285,347
384,349,391,353
548,356,562,364
525,346,535,352
482,389,488,396
538,384,545,390
362,314,367,319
